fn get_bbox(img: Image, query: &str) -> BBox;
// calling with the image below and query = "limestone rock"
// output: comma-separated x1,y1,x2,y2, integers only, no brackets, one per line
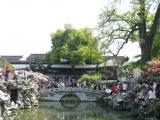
0,70,49,118
0,90,10,102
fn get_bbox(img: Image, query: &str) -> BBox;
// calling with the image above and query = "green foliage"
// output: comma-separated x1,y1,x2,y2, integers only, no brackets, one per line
46,52,54,66
0,60,15,73
47,25,103,66
78,73,102,83
127,60,141,69
152,30,160,58
29,57,46,73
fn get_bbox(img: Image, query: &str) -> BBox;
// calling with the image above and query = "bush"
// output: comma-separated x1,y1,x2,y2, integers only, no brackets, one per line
78,73,101,83
142,59,160,80
0,60,15,73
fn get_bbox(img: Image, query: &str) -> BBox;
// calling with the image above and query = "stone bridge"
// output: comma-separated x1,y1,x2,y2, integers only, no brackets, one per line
39,87,107,102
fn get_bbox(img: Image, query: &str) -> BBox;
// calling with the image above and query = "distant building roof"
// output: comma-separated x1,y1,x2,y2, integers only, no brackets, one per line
103,56,129,66
0,55,23,64
0,54,128,66
26,54,46,63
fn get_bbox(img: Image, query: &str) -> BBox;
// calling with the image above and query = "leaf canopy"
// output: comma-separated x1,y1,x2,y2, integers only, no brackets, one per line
47,26,103,66
98,0,160,59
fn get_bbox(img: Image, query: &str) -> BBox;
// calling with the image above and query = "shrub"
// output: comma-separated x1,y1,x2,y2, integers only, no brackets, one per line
0,60,15,73
142,59,160,80
78,73,101,83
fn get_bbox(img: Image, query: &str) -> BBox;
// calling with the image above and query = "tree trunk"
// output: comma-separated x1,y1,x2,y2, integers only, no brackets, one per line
140,3,160,65
140,37,152,65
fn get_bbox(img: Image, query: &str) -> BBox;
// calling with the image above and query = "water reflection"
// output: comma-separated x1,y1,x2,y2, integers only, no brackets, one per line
60,101,80,109
9,102,130,120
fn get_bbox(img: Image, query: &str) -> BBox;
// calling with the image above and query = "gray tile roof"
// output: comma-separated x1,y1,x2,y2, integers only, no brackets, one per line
26,54,46,63
0,55,23,63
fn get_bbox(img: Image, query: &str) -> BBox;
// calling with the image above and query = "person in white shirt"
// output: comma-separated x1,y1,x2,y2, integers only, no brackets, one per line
60,81,65,88
14,70,18,80
122,82,128,91
153,82,157,90
83,81,87,88
148,88,156,100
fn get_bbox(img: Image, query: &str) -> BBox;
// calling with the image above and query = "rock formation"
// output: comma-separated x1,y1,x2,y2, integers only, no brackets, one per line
105,80,160,120
0,70,49,118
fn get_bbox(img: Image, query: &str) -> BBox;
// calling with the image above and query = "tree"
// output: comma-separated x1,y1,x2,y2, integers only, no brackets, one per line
46,26,103,66
98,0,160,65
29,57,46,73
152,30,160,58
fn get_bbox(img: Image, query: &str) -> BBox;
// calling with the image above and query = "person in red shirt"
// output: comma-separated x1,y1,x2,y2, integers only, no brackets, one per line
111,84,117,94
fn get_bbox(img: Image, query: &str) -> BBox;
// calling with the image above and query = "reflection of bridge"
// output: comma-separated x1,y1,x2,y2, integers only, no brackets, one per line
39,88,107,102
38,102,107,119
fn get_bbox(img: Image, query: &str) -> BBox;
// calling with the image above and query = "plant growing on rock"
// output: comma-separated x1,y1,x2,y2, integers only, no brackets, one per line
0,60,15,73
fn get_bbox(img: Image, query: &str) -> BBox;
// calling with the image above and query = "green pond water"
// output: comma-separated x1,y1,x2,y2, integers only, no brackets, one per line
8,102,131,120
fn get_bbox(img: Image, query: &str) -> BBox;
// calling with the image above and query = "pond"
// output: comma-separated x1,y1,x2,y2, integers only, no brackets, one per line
8,101,131,120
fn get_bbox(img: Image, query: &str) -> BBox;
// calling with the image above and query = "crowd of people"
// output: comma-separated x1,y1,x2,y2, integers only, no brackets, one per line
111,79,160,102
136,80,160,102
2,66,159,102
0,66,109,94
111,81,129,94
39,78,109,93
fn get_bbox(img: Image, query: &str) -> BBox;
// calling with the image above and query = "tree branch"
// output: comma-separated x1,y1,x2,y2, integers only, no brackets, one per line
150,3,160,42
115,26,139,56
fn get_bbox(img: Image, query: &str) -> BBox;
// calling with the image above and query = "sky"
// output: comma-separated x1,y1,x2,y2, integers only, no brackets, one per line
0,0,140,59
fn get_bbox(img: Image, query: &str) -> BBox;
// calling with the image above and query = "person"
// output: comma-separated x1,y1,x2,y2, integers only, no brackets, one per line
148,88,156,101
116,80,121,91
53,81,58,88
13,70,18,80
83,81,87,88
0,67,3,79
5,67,10,81
60,81,65,88
122,82,128,92
111,84,117,94
153,81,157,90
155,82,160,98
137,89,145,102
103,84,107,91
